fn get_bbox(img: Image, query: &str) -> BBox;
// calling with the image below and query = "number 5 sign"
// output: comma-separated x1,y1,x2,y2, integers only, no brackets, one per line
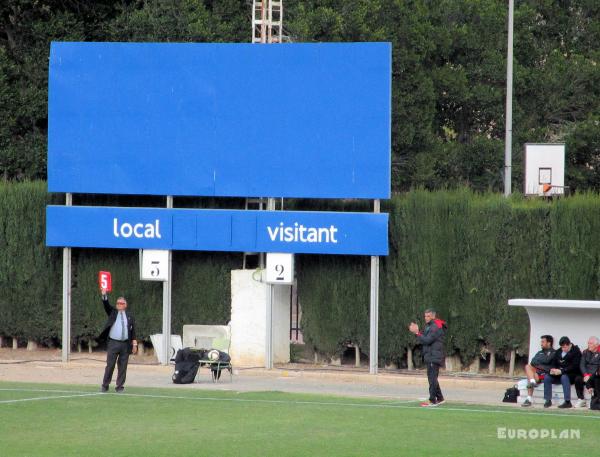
140,249,169,281
98,271,112,291
266,253,294,284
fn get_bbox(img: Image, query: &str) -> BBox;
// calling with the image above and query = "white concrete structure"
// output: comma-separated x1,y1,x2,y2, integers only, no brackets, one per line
508,299,600,361
182,325,230,350
230,269,290,367
523,143,565,196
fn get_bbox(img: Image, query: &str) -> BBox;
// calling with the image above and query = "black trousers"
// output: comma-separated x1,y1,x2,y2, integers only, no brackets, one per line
427,362,443,403
593,375,600,395
568,374,586,399
102,339,130,389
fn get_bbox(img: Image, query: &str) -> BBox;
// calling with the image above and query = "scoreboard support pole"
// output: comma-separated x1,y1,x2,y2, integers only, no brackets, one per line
265,197,276,370
62,193,72,363
369,199,380,375
161,196,173,366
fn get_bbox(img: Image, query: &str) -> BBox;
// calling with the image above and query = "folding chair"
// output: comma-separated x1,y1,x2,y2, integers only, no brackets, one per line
195,337,232,383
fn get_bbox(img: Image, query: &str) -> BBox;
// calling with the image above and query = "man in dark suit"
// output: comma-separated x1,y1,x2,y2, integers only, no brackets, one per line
99,288,137,392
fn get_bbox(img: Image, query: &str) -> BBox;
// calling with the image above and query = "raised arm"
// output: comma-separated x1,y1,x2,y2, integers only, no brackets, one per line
101,288,113,316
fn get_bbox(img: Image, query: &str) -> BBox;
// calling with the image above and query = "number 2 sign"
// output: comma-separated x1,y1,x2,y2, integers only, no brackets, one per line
266,253,294,284
98,271,112,292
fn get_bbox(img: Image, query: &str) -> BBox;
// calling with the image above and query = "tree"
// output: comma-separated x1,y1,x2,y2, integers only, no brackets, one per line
2,0,600,191
0,1,121,180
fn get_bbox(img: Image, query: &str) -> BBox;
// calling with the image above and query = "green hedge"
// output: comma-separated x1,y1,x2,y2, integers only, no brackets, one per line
3,181,600,365
71,249,238,346
298,189,598,365
549,193,600,299
0,181,61,344
0,181,238,347
297,255,369,356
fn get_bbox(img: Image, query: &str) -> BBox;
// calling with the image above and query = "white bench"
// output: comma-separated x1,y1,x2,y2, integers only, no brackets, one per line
509,298,600,405
518,382,591,405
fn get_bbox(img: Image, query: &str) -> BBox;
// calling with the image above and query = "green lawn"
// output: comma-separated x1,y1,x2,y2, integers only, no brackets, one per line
1,381,598,457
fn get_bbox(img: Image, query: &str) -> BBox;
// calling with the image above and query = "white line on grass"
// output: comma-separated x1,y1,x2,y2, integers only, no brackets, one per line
2,388,600,421
0,388,93,394
384,399,422,405
0,392,103,404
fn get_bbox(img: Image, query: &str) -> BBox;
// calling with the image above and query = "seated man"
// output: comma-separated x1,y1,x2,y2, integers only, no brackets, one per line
543,336,584,408
576,336,600,407
522,334,555,407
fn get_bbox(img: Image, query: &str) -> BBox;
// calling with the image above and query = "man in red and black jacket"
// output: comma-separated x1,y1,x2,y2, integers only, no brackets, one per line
409,308,447,407
521,334,556,407
576,336,600,407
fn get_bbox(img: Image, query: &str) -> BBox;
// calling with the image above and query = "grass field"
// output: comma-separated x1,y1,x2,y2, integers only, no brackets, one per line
1,381,599,457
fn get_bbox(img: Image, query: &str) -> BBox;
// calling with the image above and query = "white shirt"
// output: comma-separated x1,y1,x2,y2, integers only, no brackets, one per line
109,310,128,341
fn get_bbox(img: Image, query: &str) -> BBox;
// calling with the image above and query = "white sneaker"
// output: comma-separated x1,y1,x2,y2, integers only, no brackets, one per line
575,399,587,408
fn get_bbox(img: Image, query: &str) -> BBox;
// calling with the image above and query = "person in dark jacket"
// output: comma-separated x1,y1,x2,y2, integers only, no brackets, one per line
575,336,600,407
521,335,555,407
543,336,583,409
99,288,137,392
409,308,447,407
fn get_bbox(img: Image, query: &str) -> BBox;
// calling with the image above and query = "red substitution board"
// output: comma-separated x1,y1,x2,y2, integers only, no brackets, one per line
98,271,112,292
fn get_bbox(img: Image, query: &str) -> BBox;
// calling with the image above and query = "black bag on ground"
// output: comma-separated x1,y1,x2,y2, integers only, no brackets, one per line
590,396,600,410
502,386,520,403
172,348,203,384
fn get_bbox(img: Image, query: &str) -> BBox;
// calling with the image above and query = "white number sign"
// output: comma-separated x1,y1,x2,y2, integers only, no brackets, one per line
266,253,294,284
141,249,170,281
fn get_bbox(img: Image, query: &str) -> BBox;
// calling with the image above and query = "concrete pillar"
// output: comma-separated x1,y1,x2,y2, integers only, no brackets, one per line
230,269,290,367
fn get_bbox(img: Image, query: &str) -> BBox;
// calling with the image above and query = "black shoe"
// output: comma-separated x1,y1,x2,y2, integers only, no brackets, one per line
544,400,552,408
558,401,572,409
521,399,532,407
100,386,109,393
115,387,124,393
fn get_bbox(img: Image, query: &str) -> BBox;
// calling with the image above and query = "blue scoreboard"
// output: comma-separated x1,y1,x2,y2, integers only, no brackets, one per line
47,42,391,255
